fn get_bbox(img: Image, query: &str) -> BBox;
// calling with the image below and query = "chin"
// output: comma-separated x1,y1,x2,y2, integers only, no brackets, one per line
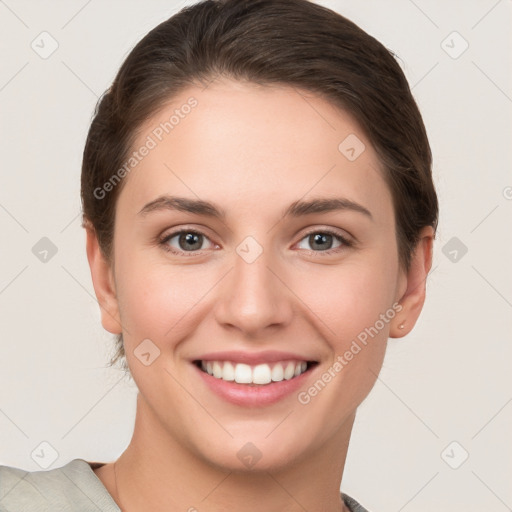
191,431,312,474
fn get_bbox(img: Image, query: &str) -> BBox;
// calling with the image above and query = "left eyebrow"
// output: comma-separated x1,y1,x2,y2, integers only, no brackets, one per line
282,197,373,221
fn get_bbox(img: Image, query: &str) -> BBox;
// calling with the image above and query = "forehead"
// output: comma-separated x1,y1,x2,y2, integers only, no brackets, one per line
117,78,393,224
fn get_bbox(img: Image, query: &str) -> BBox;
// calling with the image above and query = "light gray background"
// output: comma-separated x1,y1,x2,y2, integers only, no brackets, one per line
1,1,511,510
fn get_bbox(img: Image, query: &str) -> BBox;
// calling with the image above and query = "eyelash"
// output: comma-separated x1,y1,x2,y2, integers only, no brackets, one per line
158,227,353,257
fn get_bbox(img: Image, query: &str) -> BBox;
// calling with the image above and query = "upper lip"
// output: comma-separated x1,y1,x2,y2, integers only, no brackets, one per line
193,350,318,365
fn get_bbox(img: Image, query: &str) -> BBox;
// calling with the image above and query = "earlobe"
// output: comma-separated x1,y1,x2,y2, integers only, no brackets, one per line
390,226,435,338
85,224,123,335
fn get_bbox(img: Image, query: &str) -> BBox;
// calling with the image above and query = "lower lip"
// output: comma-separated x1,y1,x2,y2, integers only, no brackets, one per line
193,363,315,407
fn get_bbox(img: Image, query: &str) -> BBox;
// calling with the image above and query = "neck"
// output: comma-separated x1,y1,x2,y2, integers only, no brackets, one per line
112,393,355,512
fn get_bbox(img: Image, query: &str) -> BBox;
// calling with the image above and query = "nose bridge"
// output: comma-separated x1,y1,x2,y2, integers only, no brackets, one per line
214,235,292,334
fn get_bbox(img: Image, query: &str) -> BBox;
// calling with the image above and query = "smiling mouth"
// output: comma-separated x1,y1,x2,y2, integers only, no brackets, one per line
193,359,318,385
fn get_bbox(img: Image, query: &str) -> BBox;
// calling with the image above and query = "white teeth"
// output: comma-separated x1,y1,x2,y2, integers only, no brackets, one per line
234,363,252,383
284,362,295,380
271,364,284,381
199,360,310,385
212,361,223,379
222,361,235,381
253,364,272,384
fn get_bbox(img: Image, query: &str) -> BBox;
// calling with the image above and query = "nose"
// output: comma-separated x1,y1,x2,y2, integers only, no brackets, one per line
214,243,294,337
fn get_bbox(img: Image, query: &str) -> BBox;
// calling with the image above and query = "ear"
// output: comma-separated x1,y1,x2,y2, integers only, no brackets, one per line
390,226,435,338
85,224,122,334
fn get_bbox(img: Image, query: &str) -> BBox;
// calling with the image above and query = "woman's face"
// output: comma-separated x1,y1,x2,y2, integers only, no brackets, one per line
103,78,410,471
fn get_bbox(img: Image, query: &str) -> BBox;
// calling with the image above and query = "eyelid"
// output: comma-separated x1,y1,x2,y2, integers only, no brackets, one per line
298,225,354,243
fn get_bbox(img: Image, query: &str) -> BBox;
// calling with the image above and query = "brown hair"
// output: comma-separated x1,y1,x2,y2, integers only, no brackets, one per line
81,0,438,374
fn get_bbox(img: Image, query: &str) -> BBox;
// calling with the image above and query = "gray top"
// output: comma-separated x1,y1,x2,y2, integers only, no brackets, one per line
0,458,370,511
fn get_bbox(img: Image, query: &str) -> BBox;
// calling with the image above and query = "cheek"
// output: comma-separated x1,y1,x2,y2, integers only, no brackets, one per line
292,275,394,451
296,257,398,345
113,249,196,341
294,260,397,423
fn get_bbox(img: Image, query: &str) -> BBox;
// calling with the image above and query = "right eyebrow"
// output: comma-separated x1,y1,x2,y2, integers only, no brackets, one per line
137,195,226,219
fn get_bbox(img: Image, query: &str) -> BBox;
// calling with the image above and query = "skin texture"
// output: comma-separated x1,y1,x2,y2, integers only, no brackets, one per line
86,77,434,511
